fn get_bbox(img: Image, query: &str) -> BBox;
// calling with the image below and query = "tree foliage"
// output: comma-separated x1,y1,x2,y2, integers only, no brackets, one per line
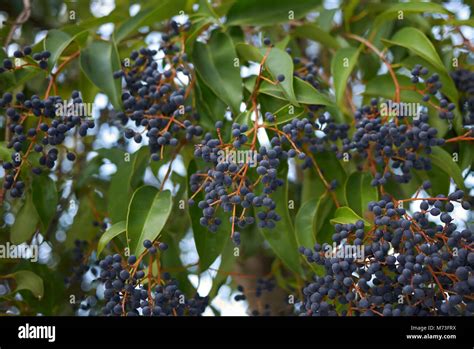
0,0,472,317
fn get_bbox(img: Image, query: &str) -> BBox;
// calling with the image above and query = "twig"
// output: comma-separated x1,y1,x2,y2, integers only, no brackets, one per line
4,0,31,46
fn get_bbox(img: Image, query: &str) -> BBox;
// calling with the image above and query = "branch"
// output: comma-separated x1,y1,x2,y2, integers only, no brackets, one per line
4,0,31,47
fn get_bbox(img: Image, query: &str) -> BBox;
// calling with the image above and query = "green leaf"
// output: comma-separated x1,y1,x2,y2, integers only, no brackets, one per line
160,233,195,297
63,13,126,33
0,65,43,91
44,29,79,68
11,193,39,244
264,47,298,106
344,172,378,218
269,103,305,125
384,175,421,201
115,0,186,42
10,270,44,299
236,44,298,105
414,164,450,197
430,147,465,191
302,167,325,204
295,198,317,248
233,109,253,127
382,27,444,72
208,239,235,299
235,42,262,62
127,187,173,257
364,73,423,102
97,221,126,256
184,17,214,53
293,78,334,106
309,152,347,205
257,164,303,274
358,53,381,81
293,24,341,50
459,142,474,172
343,0,360,31
0,142,13,162
193,31,243,114
331,47,360,109
330,206,371,227
373,3,449,32
226,0,319,26
245,76,333,107
32,175,58,230
80,40,122,109
65,197,97,249
79,67,99,104
318,8,337,31
194,75,228,130
108,148,149,223
313,192,337,244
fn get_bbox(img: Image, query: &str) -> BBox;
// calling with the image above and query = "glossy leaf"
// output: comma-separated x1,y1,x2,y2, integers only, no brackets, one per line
244,76,333,107
264,47,298,106
313,192,337,244
257,164,303,274
208,239,235,299
295,198,317,248
10,270,44,299
331,47,359,109
97,221,126,256
108,148,149,223
44,29,79,68
80,40,122,109
193,31,242,114
330,206,371,227
115,0,186,42
32,175,58,230
236,44,298,105
127,187,173,257
382,27,445,72
226,0,319,26
344,172,378,218
310,152,347,205
430,147,466,191
293,24,341,50
65,198,97,249
11,193,39,244
373,3,448,31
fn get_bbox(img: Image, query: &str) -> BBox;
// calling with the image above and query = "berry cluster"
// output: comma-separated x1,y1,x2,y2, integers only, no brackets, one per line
349,103,445,186
299,190,473,316
1,46,50,72
451,68,474,125
98,239,207,316
233,279,276,316
65,237,207,316
264,34,323,92
1,90,93,197
279,111,349,164
291,52,321,90
113,21,201,161
189,121,288,236
65,239,92,287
